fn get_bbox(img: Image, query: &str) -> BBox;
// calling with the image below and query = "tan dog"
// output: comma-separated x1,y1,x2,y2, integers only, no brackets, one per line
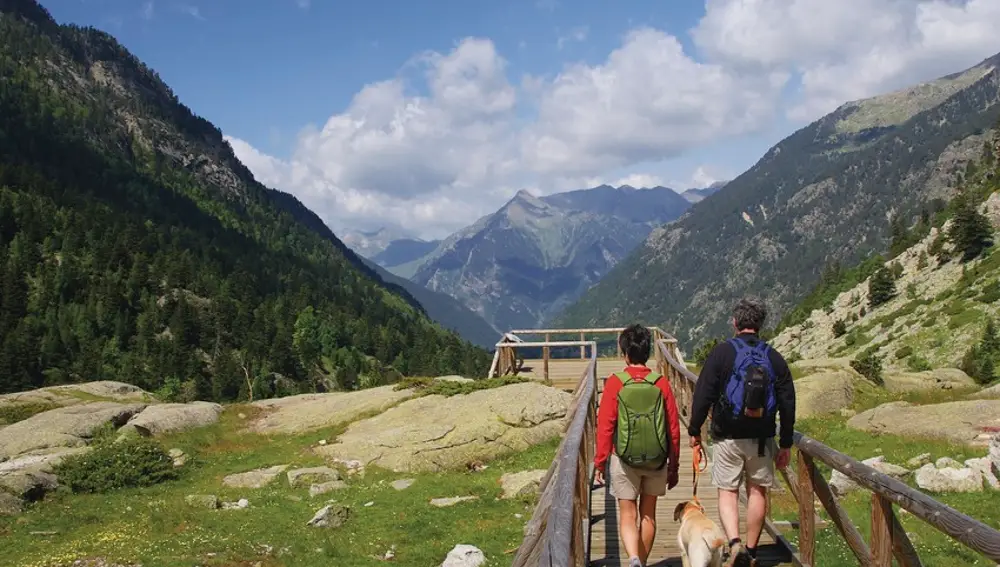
673,498,727,567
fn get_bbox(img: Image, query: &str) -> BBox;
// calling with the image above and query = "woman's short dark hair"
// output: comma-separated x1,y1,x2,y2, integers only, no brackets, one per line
619,324,651,364
733,297,767,332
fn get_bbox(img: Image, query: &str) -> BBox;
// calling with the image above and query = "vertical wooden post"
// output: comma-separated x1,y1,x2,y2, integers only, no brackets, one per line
580,332,585,359
616,331,622,358
797,449,816,565
871,494,894,566
543,333,550,382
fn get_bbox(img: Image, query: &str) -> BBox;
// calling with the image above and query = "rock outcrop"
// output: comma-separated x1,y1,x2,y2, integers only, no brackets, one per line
829,456,910,497
882,369,976,393
318,383,571,473
0,381,154,415
248,386,415,435
123,402,223,436
499,469,547,499
0,402,148,460
440,544,486,567
222,465,289,489
847,400,1000,446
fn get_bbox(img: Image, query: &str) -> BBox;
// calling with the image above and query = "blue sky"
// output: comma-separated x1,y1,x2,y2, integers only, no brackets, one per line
43,0,1000,238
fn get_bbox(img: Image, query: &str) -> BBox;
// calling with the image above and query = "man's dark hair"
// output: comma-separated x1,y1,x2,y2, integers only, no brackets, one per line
619,324,651,364
733,297,767,332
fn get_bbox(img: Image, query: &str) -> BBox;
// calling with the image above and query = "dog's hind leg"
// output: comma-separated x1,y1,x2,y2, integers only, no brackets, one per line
678,532,691,567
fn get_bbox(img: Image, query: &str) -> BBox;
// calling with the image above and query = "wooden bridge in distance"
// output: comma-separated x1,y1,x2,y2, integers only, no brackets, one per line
490,327,1000,567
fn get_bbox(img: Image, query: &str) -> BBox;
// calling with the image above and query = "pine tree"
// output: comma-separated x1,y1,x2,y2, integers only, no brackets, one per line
868,267,896,308
948,189,993,262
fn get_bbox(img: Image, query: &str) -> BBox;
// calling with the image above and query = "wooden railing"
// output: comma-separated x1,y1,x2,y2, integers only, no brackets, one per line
510,340,599,566
489,326,670,380
654,338,1000,566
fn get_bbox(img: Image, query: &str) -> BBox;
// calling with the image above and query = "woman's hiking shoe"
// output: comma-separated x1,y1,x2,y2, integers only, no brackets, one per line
628,556,643,567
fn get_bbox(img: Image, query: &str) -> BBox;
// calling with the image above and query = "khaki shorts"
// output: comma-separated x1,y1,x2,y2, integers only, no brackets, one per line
609,454,670,500
711,438,777,490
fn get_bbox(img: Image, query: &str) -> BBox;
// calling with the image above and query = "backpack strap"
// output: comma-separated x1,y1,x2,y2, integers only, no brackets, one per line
614,371,633,385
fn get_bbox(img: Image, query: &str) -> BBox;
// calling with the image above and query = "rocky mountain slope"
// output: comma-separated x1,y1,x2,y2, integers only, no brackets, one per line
372,238,440,275
408,185,693,332
681,181,726,203
773,188,1000,378
358,257,499,349
0,0,489,398
558,53,1000,347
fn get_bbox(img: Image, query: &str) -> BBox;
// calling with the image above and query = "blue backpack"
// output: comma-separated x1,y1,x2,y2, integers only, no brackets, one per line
720,337,778,421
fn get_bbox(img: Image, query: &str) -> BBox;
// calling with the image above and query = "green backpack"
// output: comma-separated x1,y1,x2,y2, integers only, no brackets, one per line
613,371,669,470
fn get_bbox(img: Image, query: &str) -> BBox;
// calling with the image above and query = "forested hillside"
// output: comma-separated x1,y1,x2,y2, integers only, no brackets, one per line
0,0,490,400
558,52,1000,346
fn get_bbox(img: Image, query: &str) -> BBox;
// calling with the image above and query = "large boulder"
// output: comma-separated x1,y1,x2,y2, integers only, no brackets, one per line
882,369,976,393
125,402,223,436
317,382,572,473
0,402,148,460
847,400,1000,446
971,382,1000,399
248,386,415,435
829,456,909,497
441,545,486,567
793,369,858,418
499,469,547,499
222,465,289,489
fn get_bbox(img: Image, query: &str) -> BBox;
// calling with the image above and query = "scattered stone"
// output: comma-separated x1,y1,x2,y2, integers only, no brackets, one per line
990,433,1000,475
829,456,909,497
126,402,223,436
936,457,963,469
185,494,219,509
839,408,857,418
440,544,486,567
317,382,572,473
307,504,350,528
222,498,250,510
0,491,24,516
168,448,187,467
499,469,547,499
318,439,327,446
287,466,340,488
29,531,58,536
964,457,1000,489
222,465,289,489
915,463,984,493
430,496,478,508
364,501,374,507
391,478,415,491
906,453,932,468
309,480,348,497
382,546,396,560
328,457,366,476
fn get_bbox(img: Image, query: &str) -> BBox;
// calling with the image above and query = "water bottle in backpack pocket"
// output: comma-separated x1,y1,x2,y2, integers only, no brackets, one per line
613,372,670,470
719,338,777,421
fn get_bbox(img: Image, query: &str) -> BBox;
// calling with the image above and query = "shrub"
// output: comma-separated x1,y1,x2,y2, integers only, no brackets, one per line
917,251,928,270
850,350,884,386
979,281,1000,304
394,375,528,397
54,436,178,494
894,345,913,360
694,337,723,365
832,319,847,338
907,354,932,372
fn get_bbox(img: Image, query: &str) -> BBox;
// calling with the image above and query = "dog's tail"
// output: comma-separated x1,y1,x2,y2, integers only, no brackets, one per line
702,531,725,551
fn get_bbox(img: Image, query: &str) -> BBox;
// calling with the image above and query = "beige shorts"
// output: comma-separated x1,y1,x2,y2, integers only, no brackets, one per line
711,438,777,490
609,453,670,500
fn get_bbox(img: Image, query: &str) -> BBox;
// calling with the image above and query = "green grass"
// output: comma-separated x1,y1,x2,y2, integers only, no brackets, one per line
1,405,558,567
0,402,58,425
766,386,999,567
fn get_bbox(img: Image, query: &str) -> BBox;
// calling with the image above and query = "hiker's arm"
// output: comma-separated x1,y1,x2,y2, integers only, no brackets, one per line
773,353,796,449
687,345,723,439
593,375,621,471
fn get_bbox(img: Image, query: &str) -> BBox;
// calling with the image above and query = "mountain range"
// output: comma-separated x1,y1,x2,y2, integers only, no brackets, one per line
558,51,1000,347
0,0,490,397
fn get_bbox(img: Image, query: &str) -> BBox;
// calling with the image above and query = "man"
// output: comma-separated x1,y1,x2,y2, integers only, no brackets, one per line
594,324,681,567
688,298,796,567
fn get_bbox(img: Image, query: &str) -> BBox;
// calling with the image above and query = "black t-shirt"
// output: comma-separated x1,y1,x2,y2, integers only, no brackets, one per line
687,333,796,448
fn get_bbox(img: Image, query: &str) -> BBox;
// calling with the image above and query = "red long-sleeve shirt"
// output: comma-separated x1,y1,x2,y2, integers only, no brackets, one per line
594,365,681,475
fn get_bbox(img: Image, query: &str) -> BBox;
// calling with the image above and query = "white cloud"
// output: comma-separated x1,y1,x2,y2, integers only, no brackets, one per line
230,1,1000,239
175,3,204,20
557,26,589,50
140,1,154,21
693,0,1000,121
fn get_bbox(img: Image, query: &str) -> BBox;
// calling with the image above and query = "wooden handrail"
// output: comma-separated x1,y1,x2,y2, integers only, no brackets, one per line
655,338,1000,565
511,342,598,567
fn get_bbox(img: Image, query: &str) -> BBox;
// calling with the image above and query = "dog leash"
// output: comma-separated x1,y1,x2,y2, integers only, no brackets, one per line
692,443,708,498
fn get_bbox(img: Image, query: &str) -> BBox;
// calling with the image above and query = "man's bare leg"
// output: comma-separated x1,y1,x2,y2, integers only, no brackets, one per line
638,494,658,564
746,483,768,549
718,487,741,541
619,498,643,562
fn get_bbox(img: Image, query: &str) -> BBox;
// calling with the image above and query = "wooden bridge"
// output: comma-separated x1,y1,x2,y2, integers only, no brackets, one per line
489,327,1000,567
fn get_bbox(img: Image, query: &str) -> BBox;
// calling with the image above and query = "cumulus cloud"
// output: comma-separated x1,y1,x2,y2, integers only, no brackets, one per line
230,0,1000,239
694,0,1000,120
